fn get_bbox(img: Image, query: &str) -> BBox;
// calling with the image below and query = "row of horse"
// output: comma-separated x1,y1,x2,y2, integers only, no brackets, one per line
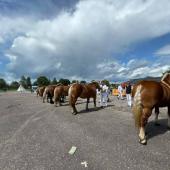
36,81,101,115
36,73,170,145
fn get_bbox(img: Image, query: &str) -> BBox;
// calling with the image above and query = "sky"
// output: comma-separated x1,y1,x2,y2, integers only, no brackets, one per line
0,0,170,83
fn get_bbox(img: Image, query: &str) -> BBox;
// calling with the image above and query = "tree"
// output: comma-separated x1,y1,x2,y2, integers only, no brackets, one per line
10,81,19,89
37,76,50,86
51,78,58,85
72,80,78,83
59,78,70,85
33,80,38,86
0,78,7,89
102,79,110,87
80,80,86,84
26,77,32,88
20,75,27,88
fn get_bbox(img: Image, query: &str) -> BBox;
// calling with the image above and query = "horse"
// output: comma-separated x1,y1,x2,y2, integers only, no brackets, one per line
68,82,101,115
36,86,46,97
54,85,70,106
42,84,61,104
132,73,170,145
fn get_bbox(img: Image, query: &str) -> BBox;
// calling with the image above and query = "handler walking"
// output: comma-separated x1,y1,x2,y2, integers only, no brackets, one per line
117,84,123,100
125,81,132,107
100,81,109,108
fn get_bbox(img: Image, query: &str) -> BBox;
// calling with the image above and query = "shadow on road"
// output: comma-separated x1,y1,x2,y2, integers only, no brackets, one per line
146,119,169,140
78,104,115,114
78,107,102,114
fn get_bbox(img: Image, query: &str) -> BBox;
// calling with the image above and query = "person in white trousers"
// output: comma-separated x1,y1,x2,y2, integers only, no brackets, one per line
100,81,109,108
125,81,132,107
117,84,123,100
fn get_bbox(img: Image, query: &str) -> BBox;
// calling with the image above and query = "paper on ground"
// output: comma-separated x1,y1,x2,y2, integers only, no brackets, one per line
68,146,77,155
81,161,88,168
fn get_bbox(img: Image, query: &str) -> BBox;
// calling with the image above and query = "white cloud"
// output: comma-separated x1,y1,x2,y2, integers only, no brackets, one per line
1,0,170,81
0,16,36,42
96,59,170,80
0,36,4,44
155,44,170,57
0,72,17,83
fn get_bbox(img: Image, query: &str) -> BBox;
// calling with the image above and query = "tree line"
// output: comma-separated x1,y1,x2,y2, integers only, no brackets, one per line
1,70,169,91
0,75,89,91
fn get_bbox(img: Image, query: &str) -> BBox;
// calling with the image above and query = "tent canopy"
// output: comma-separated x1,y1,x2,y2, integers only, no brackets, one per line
17,85,26,92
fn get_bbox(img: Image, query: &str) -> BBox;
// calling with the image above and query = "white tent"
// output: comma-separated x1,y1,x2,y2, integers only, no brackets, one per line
17,85,26,92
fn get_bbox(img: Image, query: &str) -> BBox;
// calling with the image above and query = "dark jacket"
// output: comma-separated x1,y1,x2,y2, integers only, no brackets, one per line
126,84,131,94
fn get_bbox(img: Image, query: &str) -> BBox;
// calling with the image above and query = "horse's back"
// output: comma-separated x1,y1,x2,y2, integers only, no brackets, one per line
54,85,69,96
63,86,70,96
132,80,163,107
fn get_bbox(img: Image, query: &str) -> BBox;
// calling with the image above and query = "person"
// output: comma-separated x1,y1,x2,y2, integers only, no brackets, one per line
117,84,123,100
125,81,132,107
100,81,109,108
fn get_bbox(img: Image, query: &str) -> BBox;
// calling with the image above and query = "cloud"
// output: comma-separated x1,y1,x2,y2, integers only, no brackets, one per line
0,15,36,43
1,0,170,81
96,59,170,81
0,0,79,18
0,72,17,83
0,36,4,44
155,44,170,57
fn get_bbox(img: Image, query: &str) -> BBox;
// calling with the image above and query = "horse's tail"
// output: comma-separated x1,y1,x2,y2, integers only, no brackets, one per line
36,88,39,97
42,88,47,103
132,84,142,128
68,85,73,105
53,87,58,105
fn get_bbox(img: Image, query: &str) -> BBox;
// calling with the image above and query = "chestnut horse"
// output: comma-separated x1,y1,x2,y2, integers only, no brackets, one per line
43,84,61,103
132,73,170,145
36,86,46,97
68,82,101,115
54,85,70,106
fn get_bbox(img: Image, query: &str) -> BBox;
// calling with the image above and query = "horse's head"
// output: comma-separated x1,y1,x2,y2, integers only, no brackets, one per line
91,81,101,91
161,73,170,85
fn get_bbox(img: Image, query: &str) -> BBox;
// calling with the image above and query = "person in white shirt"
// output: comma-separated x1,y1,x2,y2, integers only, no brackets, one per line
117,84,123,100
100,81,109,107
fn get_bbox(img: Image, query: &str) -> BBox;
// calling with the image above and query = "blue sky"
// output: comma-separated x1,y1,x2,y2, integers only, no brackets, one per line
0,0,170,82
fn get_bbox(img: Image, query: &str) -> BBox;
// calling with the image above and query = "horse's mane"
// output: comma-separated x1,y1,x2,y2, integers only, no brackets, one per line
89,81,99,85
161,73,170,81
161,73,170,88
56,83,63,86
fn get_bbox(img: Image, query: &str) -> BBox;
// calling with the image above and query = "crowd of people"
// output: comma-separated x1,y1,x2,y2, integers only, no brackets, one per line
98,81,132,108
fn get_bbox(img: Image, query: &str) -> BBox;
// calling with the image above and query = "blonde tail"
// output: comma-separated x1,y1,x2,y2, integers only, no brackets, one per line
42,88,47,103
68,85,73,105
132,85,142,128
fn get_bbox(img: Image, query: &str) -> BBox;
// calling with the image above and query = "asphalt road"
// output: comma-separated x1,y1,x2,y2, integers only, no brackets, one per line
0,92,169,170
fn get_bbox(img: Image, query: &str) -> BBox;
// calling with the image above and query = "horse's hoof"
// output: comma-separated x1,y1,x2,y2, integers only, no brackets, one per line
154,123,160,126
72,112,77,115
139,138,147,145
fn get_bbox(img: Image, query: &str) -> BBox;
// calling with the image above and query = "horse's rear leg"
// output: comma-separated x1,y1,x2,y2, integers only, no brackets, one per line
154,107,160,126
42,92,46,103
70,97,78,115
93,97,96,108
86,98,89,111
167,106,170,130
139,108,152,145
